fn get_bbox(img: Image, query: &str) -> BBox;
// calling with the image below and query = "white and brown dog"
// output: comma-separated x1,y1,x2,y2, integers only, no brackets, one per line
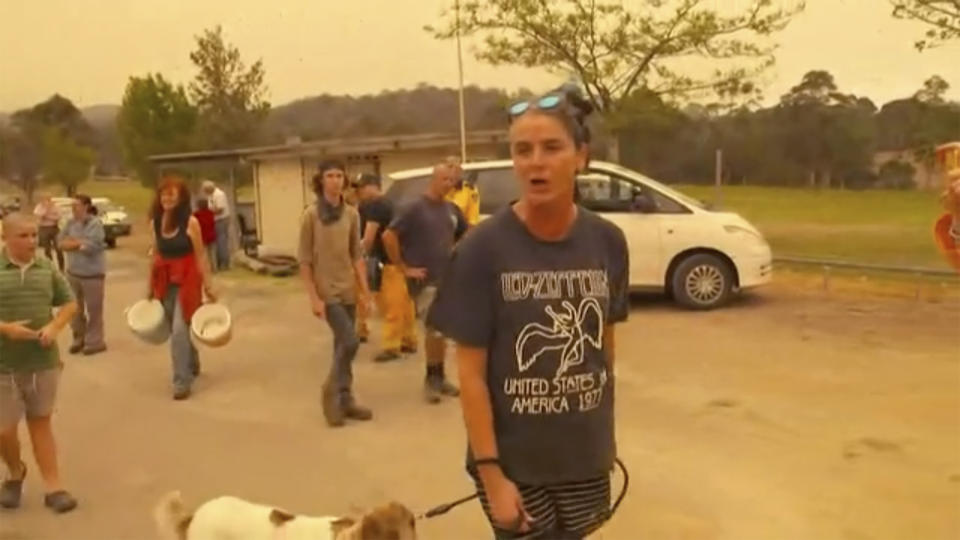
154,490,417,540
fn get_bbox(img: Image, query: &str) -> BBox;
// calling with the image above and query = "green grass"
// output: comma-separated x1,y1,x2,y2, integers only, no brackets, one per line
6,179,949,270
676,185,949,270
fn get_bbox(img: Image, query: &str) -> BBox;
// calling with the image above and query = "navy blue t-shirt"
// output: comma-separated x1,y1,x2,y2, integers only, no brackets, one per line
428,205,630,484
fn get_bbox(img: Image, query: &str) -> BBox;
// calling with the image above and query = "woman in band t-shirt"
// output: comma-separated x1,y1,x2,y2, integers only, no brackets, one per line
428,87,630,539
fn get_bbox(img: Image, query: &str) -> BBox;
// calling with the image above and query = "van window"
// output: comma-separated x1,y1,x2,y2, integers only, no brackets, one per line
577,171,690,214
473,168,518,214
384,175,431,211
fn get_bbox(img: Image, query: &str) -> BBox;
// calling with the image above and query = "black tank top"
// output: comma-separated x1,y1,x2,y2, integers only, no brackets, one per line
155,215,193,258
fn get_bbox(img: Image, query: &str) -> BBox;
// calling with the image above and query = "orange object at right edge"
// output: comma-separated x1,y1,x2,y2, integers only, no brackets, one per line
934,142,960,273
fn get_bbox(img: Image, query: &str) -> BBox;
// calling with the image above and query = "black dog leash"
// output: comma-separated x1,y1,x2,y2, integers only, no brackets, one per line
418,458,629,522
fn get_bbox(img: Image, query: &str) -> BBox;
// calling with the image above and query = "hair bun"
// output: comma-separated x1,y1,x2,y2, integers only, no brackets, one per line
557,84,594,117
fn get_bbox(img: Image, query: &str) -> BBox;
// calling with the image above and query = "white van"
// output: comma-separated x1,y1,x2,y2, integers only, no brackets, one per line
386,160,772,310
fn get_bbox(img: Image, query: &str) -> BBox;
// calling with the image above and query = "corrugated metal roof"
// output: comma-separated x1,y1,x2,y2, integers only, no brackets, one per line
149,130,508,164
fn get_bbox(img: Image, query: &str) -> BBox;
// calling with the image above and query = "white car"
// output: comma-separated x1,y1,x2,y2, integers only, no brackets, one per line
386,160,772,310
51,196,131,248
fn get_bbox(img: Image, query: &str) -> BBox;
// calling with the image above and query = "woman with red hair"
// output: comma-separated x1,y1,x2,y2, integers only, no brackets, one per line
148,174,218,400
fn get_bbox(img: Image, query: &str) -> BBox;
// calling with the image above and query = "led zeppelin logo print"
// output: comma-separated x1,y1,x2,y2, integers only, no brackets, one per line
500,269,609,416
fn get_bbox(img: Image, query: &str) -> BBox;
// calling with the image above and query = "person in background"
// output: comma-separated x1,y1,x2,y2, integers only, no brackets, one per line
355,173,418,361
201,180,231,272
381,162,468,404
193,198,217,270
0,212,79,514
446,156,481,226
935,175,960,272
150,175,218,400
428,86,630,539
33,195,64,271
298,161,374,427
58,195,107,356
348,175,370,344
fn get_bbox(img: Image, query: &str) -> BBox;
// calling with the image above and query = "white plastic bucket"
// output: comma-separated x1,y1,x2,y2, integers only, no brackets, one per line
126,299,169,345
190,303,232,348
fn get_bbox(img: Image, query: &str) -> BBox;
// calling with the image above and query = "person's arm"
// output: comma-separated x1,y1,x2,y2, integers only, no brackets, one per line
58,224,80,251
37,269,77,347
605,226,630,371
350,211,371,299
381,228,405,268
361,222,380,254
187,217,217,301
297,208,326,319
78,219,106,253
458,344,500,464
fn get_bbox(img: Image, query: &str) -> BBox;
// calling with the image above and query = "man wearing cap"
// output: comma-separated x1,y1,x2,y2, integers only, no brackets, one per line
355,173,418,362
202,181,231,271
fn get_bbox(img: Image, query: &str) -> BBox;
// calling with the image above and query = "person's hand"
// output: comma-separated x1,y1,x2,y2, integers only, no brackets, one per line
482,472,534,533
204,282,220,303
359,292,375,315
404,266,427,279
37,323,58,347
1,320,38,341
311,297,326,320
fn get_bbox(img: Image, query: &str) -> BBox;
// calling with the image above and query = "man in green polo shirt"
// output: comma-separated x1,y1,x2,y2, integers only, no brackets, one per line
0,212,79,514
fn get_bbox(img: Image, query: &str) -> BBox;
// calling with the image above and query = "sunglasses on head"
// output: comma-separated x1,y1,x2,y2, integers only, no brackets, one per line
508,93,563,117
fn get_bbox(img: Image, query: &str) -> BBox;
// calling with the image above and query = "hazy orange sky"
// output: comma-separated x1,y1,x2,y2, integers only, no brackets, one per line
1,0,958,111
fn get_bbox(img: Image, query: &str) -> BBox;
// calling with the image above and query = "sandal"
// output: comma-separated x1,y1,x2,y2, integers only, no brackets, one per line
0,461,27,509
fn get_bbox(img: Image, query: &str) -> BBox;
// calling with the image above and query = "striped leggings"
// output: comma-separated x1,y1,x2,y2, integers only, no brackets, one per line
471,473,611,539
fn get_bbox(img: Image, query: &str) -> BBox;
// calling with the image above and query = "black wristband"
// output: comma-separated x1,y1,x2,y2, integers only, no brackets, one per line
472,457,500,468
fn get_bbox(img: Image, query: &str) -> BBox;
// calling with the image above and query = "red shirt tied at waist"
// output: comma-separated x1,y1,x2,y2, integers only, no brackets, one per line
151,252,203,323
194,207,216,246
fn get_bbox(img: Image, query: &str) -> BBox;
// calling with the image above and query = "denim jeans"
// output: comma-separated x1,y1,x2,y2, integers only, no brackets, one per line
163,285,199,391
214,219,230,271
324,303,359,395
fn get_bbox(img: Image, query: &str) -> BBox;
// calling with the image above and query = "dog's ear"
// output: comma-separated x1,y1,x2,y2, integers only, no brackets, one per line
360,512,402,540
331,517,356,535
269,508,296,527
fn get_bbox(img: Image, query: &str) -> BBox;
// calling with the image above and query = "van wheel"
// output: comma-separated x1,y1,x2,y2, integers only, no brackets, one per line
106,237,117,249
671,253,733,310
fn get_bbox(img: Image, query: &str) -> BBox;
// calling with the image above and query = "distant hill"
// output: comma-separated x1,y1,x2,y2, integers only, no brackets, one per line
81,104,120,130
260,84,519,143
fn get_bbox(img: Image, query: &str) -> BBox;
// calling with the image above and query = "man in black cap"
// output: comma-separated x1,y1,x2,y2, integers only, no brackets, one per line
355,173,419,361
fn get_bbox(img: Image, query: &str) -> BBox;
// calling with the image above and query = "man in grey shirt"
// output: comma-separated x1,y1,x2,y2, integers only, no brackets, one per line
382,162,468,403
58,195,107,355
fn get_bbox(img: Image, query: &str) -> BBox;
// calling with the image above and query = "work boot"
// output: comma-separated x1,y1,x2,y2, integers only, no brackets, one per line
0,462,26,509
437,378,460,397
172,385,191,401
68,342,84,355
322,382,345,427
341,394,373,421
82,344,107,356
423,377,443,404
400,344,418,355
44,491,78,514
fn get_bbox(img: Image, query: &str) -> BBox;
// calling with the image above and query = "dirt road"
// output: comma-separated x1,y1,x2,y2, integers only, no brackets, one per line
2,248,958,540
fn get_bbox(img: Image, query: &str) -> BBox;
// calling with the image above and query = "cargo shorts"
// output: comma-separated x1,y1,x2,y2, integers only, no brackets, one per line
0,367,61,430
